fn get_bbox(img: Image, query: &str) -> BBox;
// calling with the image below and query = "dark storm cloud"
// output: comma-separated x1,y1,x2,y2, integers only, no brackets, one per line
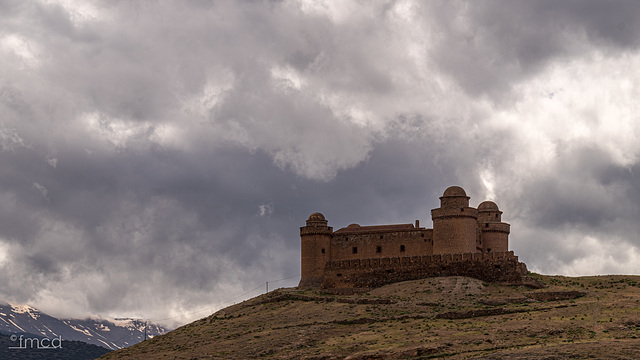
425,0,640,96
0,0,640,325
522,146,630,228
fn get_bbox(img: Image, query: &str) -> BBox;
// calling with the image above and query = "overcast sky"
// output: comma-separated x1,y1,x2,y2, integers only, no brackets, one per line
1,0,640,327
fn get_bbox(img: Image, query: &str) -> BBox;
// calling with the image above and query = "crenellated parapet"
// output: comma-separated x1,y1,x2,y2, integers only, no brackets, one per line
325,251,521,271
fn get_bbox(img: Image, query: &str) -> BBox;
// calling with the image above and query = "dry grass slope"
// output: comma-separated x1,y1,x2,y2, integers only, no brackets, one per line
100,274,640,359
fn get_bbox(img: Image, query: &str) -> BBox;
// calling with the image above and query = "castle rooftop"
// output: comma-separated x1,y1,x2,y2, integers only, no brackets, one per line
478,201,500,211
334,223,417,234
308,212,326,221
442,186,467,197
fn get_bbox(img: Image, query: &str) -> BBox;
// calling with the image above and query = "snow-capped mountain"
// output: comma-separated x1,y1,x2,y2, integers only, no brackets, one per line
0,300,167,350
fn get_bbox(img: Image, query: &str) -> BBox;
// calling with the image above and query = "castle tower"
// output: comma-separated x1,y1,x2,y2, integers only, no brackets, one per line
477,201,510,253
298,212,333,289
431,186,479,254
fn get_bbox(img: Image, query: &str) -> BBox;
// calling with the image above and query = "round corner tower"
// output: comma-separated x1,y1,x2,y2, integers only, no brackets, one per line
477,201,510,253
431,186,478,254
299,212,333,289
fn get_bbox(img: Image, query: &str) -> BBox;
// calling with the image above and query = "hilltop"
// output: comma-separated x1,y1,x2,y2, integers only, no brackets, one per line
101,274,640,359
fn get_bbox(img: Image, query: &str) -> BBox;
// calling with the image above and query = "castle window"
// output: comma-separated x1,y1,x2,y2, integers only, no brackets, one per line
485,223,489,228
380,235,383,239
487,248,491,253
376,246,382,253
400,245,405,252
321,248,325,254
421,234,425,238
461,208,464,212
352,247,358,254
337,273,342,277
496,214,499,219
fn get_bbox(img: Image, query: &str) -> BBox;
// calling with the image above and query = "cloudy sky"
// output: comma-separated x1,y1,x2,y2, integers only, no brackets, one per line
1,0,640,327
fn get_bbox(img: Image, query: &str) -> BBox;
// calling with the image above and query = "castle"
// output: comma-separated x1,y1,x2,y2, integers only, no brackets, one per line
299,186,528,289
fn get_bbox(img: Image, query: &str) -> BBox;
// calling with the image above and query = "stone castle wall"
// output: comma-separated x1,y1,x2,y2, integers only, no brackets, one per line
322,251,527,289
330,228,433,260
432,213,480,254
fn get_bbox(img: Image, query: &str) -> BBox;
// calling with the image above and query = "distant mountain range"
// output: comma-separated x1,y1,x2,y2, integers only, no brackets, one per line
0,301,167,350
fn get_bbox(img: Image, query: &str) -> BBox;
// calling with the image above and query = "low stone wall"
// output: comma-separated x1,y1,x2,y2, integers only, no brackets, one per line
321,251,528,289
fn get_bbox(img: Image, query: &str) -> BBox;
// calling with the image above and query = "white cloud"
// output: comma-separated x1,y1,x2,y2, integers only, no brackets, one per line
40,0,107,25
0,241,9,267
474,49,640,206
0,34,41,69
47,158,58,168
271,65,304,91
180,70,236,121
80,111,159,150
0,126,26,152
32,183,48,200
257,203,274,217
554,236,640,276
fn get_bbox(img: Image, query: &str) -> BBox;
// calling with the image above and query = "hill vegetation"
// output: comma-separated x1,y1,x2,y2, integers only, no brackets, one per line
101,274,640,359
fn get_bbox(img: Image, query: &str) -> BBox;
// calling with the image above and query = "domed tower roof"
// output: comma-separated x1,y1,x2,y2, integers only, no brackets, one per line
442,186,467,197
306,212,329,227
438,186,470,208
477,200,503,222
478,201,499,211
308,212,326,221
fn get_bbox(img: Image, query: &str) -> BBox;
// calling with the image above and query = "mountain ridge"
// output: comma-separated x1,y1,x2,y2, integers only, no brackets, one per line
0,301,167,350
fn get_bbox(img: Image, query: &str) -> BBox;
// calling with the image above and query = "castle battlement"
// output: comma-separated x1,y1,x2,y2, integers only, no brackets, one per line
326,251,520,270
299,186,527,289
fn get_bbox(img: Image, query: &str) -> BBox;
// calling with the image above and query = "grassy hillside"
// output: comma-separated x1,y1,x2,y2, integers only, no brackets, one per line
101,274,640,359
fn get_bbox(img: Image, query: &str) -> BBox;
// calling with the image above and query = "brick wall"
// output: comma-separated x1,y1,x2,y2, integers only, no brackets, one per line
331,229,433,260
431,211,479,254
480,223,510,253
